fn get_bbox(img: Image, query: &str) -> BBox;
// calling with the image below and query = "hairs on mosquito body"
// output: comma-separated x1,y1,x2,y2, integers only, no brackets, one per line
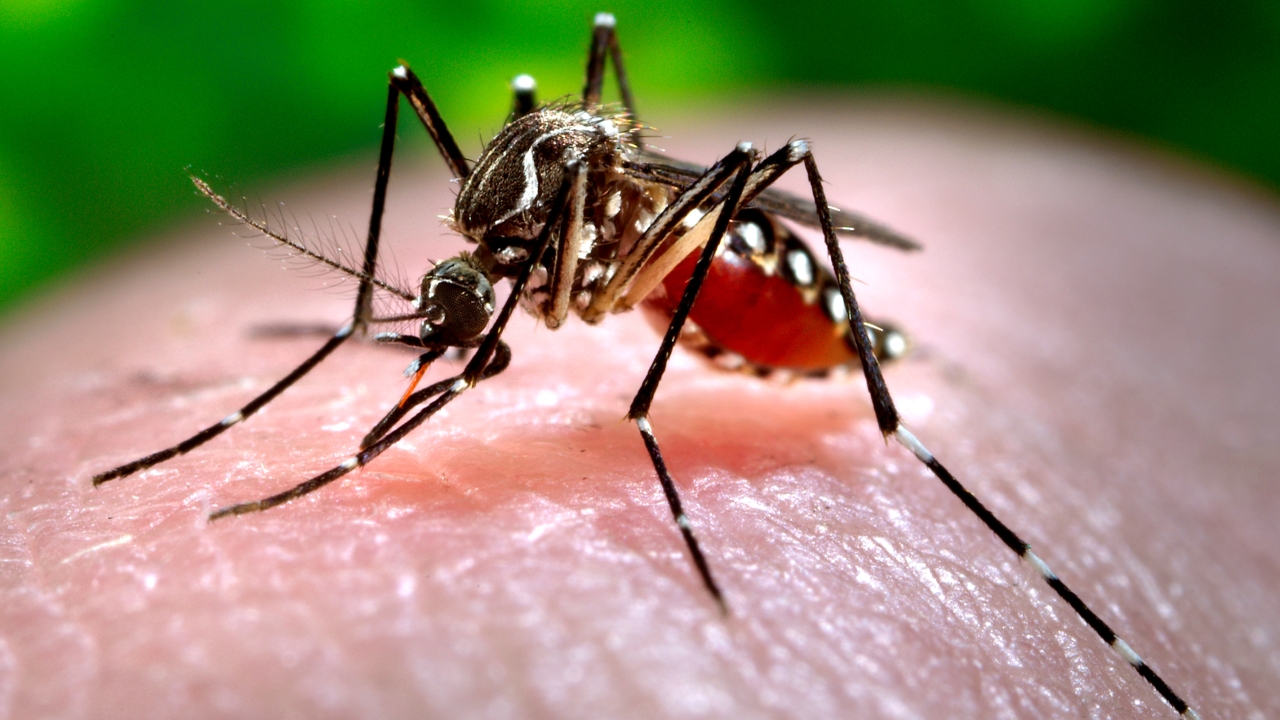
191,176,416,304
263,199,415,303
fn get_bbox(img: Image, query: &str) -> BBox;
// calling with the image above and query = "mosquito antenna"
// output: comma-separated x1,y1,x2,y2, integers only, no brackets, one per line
192,176,416,303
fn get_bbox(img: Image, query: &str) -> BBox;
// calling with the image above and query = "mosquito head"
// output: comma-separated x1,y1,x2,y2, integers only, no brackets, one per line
416,254,496,346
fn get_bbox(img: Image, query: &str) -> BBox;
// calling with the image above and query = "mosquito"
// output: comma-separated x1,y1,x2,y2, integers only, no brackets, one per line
92,13,1200,718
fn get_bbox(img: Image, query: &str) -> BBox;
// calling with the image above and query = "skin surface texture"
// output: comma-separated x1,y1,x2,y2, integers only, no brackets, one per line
1,98,1278,719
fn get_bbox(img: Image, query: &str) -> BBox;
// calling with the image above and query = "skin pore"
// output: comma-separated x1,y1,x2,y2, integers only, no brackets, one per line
0,97,1278,719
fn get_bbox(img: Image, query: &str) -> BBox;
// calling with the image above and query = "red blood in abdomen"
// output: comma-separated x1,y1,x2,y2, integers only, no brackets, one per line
641,250,856,373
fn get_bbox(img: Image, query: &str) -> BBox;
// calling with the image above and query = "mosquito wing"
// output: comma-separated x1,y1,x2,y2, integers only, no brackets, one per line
626,151,921,252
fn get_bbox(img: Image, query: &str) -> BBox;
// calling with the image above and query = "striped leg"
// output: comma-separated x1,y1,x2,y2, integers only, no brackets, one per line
797,146,1201,719
625,142,757,611
387,65,470,180
510,74,537,119
95,63,475,487
208,156,583,520
93,78,410,486
359,341,510,451
582,12,637,117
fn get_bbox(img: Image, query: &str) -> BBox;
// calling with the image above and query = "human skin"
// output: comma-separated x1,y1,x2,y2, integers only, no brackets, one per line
1,97,1278,719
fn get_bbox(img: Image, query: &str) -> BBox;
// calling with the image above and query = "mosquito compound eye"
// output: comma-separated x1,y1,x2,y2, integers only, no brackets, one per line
418,256,496,345
419,281,492,344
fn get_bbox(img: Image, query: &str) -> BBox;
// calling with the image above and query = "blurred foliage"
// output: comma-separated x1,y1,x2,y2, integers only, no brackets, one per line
2,0,1279,313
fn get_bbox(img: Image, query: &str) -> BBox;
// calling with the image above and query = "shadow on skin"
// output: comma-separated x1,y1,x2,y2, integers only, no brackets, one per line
0,97,1278,718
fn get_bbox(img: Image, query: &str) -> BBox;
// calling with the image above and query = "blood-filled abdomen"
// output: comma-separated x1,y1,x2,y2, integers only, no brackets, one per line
640,209,898,377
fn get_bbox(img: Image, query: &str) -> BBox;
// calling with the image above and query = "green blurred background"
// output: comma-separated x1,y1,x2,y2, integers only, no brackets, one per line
3,0,1278,316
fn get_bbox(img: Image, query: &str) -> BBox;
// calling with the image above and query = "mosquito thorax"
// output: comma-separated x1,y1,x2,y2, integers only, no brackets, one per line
415,255,496,346
452,106,633,242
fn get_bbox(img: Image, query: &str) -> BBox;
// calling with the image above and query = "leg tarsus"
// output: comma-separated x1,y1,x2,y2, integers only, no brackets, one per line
92,324,354,485
97,63,414,485
636,417,727,612
795,145,1199,717
623,144,755,608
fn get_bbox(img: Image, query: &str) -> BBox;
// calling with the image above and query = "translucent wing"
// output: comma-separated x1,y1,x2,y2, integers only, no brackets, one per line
626,151,921,252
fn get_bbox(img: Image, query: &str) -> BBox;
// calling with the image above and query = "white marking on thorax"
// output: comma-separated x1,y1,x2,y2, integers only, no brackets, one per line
474,122,600,229
632,208,653,236
505,142,544,224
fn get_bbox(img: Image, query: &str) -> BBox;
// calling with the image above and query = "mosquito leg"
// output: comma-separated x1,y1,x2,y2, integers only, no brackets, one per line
586,147,759,321
511,74,537,119
249,322,345,340
785,147,1200,718
622,143,756,611
360,342,511,450
206,376,465,521
582,13,638,122
95,80,412,486
244,304,438,344
388,65,470,180
544,153,589,328
351,81,403,327
373,332,428,349
92,323,356,485
210,159,581,520
457,155,580,388
616,143,815,310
